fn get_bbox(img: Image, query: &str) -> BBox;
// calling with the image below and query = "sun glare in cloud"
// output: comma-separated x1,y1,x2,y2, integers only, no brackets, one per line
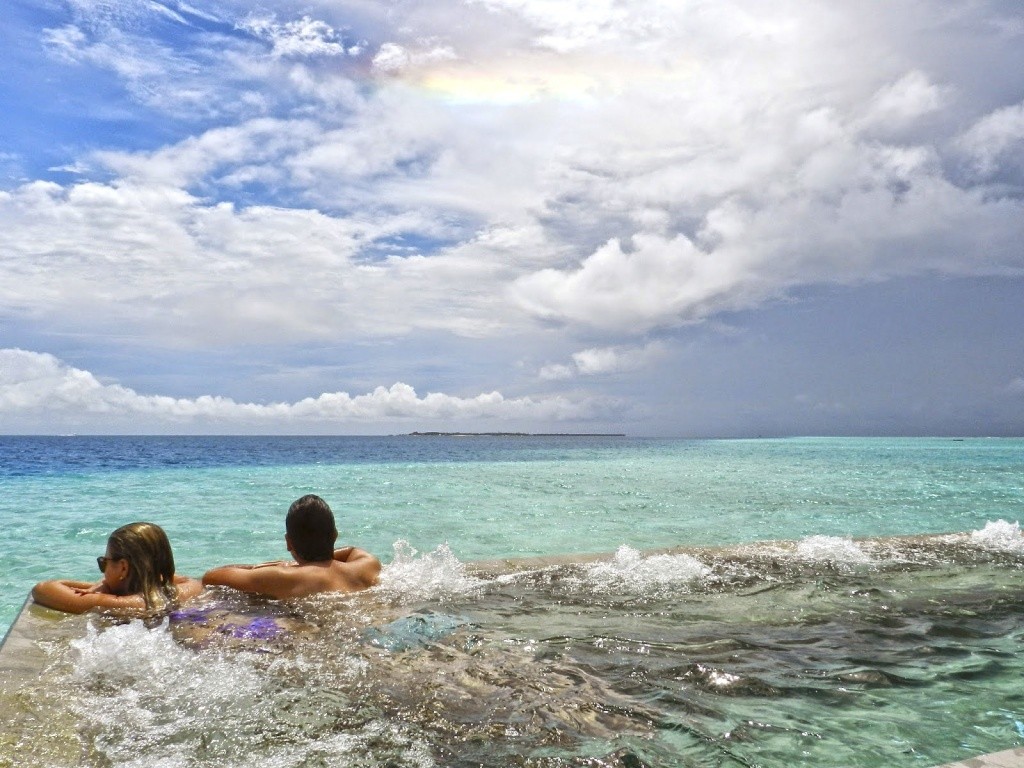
420,65,596,105
373,43,695,105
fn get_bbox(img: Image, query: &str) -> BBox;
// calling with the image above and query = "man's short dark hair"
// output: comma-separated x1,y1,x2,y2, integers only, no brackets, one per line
286,494,338,562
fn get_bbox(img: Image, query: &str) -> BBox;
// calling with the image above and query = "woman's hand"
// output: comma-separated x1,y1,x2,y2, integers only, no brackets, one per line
73,581,111,596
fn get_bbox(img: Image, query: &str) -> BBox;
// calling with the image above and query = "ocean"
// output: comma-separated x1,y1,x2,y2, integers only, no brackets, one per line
1,434,1023,766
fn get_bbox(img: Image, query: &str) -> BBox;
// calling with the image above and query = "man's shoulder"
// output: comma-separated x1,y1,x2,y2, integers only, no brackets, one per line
330,556,381,591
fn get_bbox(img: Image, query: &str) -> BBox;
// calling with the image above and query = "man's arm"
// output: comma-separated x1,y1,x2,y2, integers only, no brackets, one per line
333,546,356,562
202,562,305,599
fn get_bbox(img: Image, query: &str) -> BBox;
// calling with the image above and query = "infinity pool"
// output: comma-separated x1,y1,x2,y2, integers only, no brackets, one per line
3,527,1024,767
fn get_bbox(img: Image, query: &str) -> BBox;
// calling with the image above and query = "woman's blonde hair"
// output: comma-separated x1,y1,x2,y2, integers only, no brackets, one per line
107,522,177,610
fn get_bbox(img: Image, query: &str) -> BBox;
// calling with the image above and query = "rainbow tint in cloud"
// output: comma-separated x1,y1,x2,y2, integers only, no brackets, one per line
375,51,696,105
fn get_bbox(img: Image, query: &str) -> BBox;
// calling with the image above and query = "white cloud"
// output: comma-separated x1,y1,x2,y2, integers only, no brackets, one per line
372,42,411,72
41,22,223,117
513,234,732,331
956,100,1024,179
467,0,650,52
538,363,574,381
859,70,947,131
572,348,625,375
238,15,352,59
93,117,321,187
0,180,526,346
1007,378,1024,397
537,342,665,380
511,116,1024,333
41,24,90,63
374,42,457,73
40,4,372,120
16,2,1024,346
0,349,606,430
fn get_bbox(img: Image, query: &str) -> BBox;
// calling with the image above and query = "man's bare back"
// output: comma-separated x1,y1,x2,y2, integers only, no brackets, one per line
202,546,380,599
202,495,382,600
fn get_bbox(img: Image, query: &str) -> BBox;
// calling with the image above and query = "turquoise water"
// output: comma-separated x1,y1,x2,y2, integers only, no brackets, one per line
3,435,1024,767
2,436,1021,636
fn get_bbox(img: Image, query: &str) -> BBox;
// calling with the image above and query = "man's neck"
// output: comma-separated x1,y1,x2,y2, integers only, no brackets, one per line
291,554,333,567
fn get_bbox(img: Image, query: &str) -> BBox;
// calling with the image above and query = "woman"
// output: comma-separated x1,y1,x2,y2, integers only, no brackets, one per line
32,522,203,615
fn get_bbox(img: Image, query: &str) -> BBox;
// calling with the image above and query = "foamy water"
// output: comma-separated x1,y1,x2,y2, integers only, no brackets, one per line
7,521,1024,767
793,534,871,563
580,545,711,596
969,519,1024,553
376,540,487,603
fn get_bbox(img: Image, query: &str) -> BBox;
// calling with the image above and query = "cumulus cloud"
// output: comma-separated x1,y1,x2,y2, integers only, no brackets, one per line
0,349,606,431
538,342,665,380
20,2,1024,345
573,343,664,375
511,106,1024,333
0,180,517,345
956,100,1024,179
238,15,353,59
859,70,947,131
513,234,731,330
371,43,457,74
538,363,574,381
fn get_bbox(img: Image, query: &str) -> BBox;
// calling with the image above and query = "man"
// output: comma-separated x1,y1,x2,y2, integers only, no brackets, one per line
202,494,381,599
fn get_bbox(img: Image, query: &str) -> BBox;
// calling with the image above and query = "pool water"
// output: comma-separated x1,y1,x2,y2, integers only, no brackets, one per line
6,526,1024,768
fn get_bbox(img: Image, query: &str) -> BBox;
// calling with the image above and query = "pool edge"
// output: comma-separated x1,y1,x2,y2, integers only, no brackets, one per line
933,747,1024,768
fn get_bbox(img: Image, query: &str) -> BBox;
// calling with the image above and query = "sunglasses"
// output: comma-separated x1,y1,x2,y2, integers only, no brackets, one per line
97,555,126,572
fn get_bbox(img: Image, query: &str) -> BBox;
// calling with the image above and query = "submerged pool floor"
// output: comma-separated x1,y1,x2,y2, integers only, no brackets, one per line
3,535,1024,768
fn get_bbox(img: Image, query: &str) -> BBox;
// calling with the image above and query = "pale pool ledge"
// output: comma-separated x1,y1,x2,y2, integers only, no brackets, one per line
934,749,1024,768
0,598,89,767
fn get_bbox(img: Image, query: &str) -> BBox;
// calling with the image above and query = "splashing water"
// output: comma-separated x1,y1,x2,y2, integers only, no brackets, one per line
794,535,872,564
581,545,711,597
969,519,1024,553
64,615,437,768
377,540,486,604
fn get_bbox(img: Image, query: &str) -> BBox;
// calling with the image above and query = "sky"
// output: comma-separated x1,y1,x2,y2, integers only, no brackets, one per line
1,0,1023,436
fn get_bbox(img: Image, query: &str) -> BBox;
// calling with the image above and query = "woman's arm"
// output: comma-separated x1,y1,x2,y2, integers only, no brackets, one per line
31,579,147,614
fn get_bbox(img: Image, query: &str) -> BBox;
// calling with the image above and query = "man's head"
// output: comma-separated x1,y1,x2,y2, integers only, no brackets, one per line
285,494,338,562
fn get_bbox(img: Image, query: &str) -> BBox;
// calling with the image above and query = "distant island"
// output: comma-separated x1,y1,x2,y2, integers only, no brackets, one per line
408,431,626,437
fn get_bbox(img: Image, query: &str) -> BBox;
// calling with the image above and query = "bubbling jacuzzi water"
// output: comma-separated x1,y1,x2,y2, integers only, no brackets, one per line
24,522,1024,768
